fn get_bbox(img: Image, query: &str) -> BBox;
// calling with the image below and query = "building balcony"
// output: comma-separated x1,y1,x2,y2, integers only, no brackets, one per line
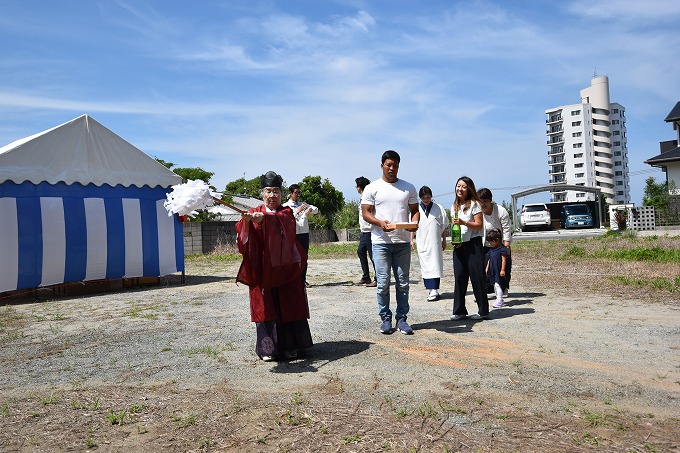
546,115,562,124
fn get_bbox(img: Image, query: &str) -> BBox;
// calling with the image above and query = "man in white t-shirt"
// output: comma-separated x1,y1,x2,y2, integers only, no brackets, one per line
361,150,419,335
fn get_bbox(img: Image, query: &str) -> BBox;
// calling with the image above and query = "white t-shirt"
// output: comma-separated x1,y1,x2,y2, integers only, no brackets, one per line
358,203,372,233
482,203,512,247
451,200,483,243
361,178,418,244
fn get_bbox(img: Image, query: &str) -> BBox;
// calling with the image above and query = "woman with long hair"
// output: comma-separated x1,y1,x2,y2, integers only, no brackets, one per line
449,176,489,320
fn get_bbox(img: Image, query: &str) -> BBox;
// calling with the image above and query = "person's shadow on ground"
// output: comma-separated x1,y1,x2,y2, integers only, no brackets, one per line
270,340,372,374
411,292,543,333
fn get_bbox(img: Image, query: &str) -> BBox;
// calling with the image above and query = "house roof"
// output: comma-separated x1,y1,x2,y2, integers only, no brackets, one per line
665,101,680,122
0,114,181,188
644,146,680,165
207,194,263,221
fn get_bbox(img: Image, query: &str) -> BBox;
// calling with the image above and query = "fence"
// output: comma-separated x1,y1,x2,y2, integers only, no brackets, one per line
656,196,680,226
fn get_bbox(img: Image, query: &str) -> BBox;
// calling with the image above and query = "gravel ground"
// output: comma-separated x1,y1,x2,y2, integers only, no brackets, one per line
1,245,679,452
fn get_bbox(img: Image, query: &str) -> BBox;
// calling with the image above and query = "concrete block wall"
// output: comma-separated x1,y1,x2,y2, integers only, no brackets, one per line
629,206,656,231
184,221,341,255
183,222,203,255
183,221,237,255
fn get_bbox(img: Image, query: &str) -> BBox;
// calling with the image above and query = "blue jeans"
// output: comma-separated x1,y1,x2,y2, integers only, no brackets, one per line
372,242,411,321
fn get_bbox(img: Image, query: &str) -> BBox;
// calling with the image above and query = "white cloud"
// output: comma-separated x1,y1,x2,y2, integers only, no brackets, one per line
566,0,680,22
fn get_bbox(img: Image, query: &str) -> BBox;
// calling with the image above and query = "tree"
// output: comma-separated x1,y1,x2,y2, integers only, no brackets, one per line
643,177,669,210
154,158,174,169
224,176,264,198
332,200,360,229
173,167,214,185
297,176,345,228
501,200,514,225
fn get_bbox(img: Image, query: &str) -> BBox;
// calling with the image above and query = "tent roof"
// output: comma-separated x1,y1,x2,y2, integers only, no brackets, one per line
0,114,182,188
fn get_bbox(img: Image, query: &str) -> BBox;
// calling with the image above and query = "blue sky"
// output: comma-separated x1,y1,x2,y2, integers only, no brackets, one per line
1,0,679,209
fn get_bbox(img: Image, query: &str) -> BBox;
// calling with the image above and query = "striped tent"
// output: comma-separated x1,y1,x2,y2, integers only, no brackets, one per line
0,115,184,294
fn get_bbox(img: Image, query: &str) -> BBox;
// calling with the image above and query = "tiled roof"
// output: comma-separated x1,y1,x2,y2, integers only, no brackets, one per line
665,101,680,122
645,146,680,164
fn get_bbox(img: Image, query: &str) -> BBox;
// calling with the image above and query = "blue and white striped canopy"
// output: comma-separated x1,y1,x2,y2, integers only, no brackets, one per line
0,182,184,293
0,115,185,294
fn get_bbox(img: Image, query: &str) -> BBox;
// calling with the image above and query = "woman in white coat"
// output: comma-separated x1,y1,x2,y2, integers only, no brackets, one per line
411,186,449,301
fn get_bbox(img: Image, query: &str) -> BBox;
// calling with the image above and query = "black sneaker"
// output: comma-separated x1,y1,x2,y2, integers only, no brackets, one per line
380,319,393,334
396,318,413,335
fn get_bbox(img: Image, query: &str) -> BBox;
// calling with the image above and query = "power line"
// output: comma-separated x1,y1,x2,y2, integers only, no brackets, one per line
435,168,663,199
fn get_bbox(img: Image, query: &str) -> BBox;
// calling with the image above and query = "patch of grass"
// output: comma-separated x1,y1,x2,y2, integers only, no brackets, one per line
186,246,241,262
0,401,9,416
416,401,438,417
343,434,362,444
290,391,304,405
107,410,128,425
593,245,680,263
438,401,467,414
128,403,147,414
395,406,409,418
172,413,197,427
281,409,304,425
561,246,586,259
609,275,676,292
40,392,60,405
580,431,602,446
197,437,213,449
125,305,158,319
308,242,357,257
85,437,97,448
582,409,608,427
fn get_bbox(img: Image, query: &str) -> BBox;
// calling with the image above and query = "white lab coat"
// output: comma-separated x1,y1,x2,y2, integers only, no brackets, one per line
415,201,449,279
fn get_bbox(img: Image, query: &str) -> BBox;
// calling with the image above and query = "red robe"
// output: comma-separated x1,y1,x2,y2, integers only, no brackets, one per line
236,205,309,323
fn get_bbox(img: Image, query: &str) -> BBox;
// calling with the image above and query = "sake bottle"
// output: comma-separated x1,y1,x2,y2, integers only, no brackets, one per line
451,211,462,244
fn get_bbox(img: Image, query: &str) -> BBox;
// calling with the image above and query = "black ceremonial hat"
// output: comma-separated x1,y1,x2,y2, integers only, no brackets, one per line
260,171,283,188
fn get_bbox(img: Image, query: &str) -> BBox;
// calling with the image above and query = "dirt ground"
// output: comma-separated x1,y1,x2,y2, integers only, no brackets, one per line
1,236,679,452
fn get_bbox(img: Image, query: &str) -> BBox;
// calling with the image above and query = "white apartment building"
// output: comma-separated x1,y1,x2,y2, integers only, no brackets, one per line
545,76,630,204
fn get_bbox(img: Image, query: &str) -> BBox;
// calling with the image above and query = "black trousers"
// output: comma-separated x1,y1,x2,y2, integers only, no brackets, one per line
297,233,310,281
357,231,374,281
452,236,489,316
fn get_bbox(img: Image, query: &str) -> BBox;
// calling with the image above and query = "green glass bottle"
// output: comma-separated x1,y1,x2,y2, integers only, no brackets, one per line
451,211,462,244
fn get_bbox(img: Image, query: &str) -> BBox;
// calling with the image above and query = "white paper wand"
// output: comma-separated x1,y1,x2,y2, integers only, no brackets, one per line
164,179,245,217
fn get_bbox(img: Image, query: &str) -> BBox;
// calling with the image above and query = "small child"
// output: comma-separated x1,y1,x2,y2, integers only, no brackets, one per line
485,229,508,308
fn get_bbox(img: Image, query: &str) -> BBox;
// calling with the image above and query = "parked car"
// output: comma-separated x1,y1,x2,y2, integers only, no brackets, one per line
560,204,594,229
520,203,551,231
